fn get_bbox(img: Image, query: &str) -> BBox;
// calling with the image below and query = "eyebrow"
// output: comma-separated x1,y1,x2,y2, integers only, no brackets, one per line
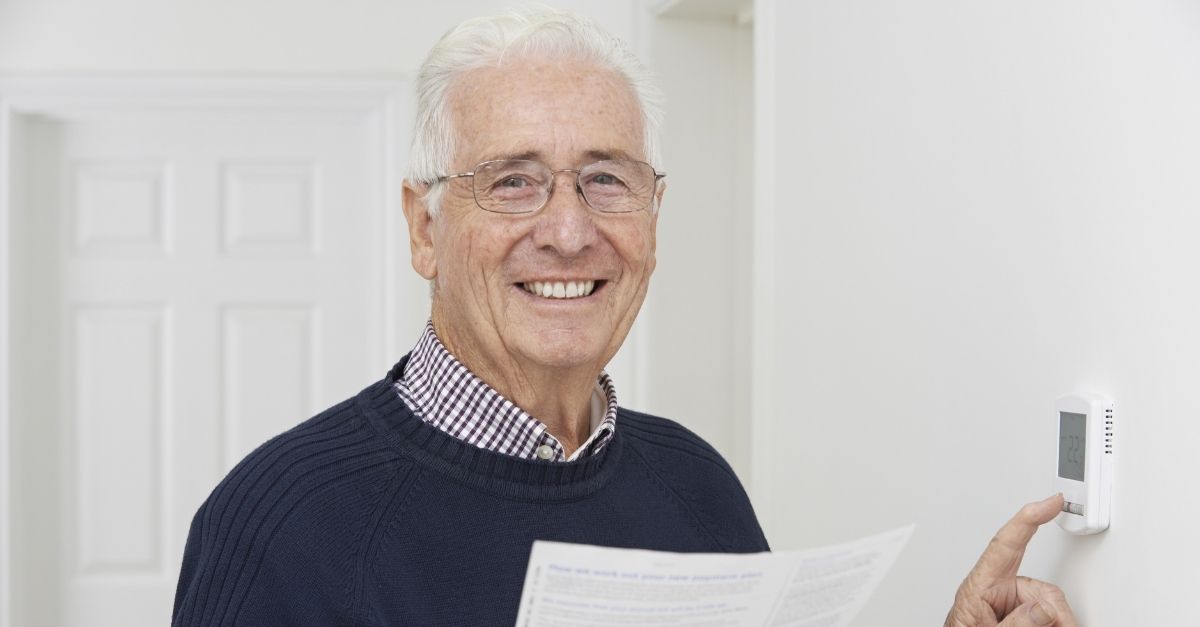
501,150,543,162
584,149,637,162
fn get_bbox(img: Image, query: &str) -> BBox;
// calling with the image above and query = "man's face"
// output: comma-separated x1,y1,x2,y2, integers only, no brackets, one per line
406,59,660,375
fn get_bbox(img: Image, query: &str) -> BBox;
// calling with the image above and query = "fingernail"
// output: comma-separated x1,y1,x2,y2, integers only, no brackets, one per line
1043,493,1062,503
1030,600,1055,625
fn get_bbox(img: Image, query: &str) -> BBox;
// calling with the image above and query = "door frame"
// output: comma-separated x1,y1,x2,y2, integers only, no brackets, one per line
0,76,414,627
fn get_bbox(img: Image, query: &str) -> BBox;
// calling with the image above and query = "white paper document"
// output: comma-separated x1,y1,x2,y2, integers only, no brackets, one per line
514,525,913,627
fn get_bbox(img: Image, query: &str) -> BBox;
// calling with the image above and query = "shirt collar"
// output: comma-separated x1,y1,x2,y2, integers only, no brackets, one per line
394,321,618,462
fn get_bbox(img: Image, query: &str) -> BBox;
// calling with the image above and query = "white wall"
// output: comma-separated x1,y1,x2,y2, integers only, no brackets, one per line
0,0,637,74
759,1,1200,625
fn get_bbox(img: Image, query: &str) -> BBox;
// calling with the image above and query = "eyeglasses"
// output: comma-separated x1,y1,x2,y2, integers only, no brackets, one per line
436,159,665,214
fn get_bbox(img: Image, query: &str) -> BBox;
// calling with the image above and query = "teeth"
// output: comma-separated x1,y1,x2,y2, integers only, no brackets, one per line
522,280,598,299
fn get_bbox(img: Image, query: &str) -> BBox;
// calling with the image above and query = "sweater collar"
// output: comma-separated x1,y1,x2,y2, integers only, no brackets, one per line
357,355,623,501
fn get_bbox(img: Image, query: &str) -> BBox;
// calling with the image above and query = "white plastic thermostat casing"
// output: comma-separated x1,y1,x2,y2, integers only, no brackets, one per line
1054,393,1114,535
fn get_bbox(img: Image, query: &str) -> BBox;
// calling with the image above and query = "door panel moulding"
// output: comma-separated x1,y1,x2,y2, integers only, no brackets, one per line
0,75,413,627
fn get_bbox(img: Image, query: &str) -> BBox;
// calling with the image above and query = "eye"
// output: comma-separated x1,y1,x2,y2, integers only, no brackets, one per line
584,171,628,188
496,176,531,189
485,172,542,202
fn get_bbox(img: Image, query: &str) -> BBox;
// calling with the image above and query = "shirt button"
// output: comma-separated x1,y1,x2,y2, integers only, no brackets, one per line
536,445,554,460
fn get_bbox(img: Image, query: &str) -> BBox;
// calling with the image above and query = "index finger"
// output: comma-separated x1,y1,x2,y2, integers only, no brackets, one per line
968,493,1063,584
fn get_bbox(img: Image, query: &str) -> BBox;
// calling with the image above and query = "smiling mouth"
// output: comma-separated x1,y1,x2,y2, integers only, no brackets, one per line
520,280,601,300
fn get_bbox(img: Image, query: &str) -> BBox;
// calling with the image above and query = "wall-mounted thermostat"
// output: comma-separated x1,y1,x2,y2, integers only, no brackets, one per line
1055,393,1114,535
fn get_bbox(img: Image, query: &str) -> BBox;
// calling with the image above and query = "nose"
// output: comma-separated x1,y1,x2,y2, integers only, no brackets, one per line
530,170,599,258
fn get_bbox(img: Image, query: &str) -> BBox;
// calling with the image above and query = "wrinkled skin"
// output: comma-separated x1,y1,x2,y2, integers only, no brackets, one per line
945,494,1079,627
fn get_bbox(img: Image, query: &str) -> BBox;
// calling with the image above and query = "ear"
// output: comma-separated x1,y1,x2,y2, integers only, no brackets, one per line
402,179,438,280
650,178,665,237
647,179,663,271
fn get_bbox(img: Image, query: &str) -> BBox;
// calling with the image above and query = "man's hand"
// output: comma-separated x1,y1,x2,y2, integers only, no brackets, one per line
944,494,1078,627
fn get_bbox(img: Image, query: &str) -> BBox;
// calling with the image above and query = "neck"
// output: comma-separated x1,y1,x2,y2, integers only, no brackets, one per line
504,370,596,456
430,315,599,454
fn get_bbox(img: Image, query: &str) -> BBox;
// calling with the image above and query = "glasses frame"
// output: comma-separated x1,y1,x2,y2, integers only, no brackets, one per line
435,158,666,214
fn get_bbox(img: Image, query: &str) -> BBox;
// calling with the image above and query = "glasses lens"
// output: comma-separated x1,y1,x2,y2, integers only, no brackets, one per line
472,160,550,213
578,160,656,213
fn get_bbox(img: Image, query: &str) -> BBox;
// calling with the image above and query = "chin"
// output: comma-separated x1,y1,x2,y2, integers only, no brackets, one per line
519,328,610,370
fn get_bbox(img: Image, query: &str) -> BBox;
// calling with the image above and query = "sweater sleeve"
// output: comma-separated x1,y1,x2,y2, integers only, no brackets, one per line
171,406,399,627
172,503,206,620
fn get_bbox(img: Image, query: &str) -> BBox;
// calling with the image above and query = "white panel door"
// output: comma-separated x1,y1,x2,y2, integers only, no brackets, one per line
6,87,410,627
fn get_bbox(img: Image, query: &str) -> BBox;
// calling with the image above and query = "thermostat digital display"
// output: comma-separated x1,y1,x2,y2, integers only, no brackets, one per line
1057,411,1086,482
1055,393,1114,535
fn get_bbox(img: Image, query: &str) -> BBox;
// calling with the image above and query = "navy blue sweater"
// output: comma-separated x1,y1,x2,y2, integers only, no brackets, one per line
172,357,769,626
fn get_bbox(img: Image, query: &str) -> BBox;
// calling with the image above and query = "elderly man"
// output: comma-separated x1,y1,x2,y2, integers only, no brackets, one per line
172,8,1075,627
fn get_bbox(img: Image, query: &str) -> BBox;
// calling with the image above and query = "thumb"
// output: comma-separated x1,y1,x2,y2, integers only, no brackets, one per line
998,600,1057,627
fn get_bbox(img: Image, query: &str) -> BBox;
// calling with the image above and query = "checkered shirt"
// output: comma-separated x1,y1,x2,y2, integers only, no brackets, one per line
394,321,618,462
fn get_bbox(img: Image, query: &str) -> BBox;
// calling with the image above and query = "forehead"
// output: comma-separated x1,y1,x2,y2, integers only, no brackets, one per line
448,59,645,168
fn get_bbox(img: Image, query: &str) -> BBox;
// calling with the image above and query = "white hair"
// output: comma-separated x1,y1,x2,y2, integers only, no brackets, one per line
407,5,664,214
